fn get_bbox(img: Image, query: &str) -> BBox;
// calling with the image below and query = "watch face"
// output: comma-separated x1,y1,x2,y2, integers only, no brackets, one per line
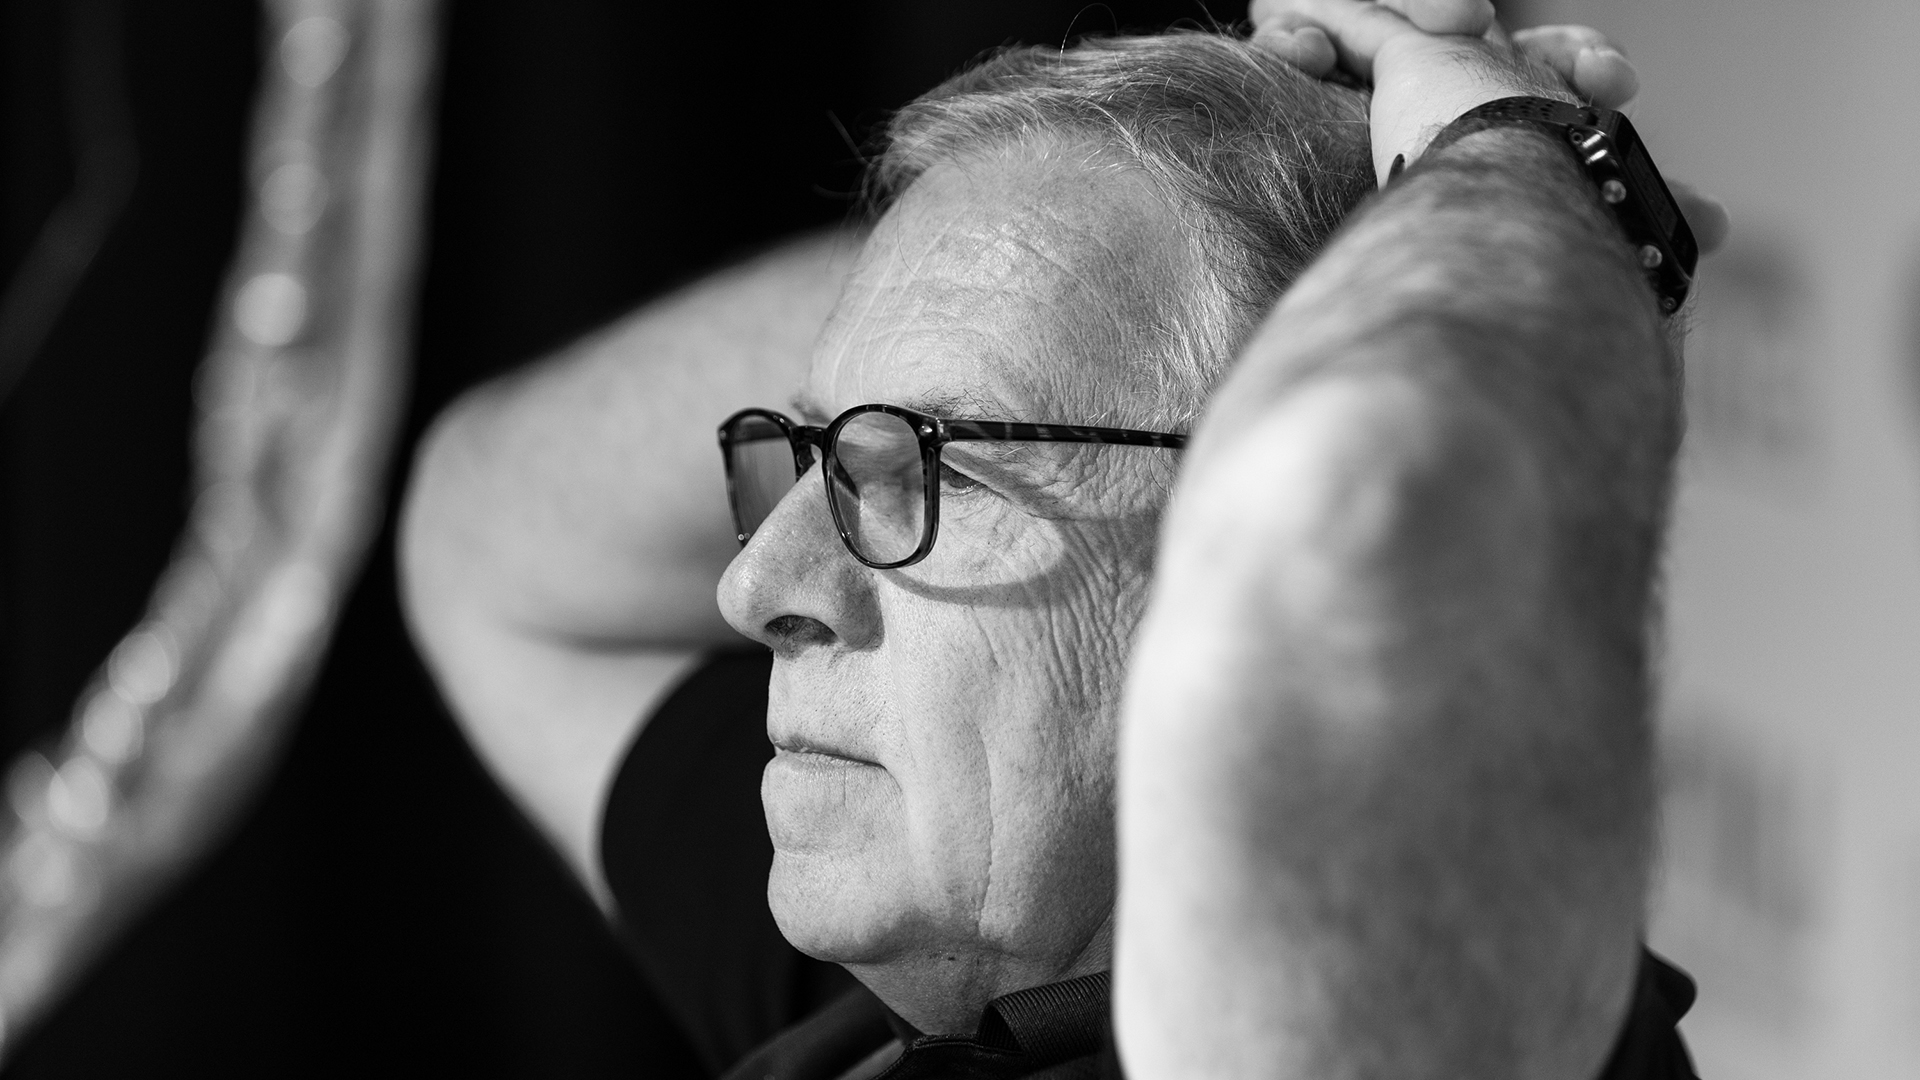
1611,113,1699,274
1597,109,1696,309
1445,98,1697,310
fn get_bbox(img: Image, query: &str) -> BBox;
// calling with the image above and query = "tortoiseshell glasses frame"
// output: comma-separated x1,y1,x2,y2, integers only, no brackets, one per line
718,403,1187,570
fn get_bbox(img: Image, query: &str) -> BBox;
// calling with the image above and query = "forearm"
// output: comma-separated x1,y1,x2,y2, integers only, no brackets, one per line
402,228,861,649
398,228,860,896
1117,132,1675,1079
1212,125,1672,439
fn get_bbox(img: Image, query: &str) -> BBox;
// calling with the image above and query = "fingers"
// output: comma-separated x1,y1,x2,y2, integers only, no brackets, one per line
1251,0,1421,79
1572,46,1640,109
1512,25,1640,108
1667,179,1732,257
1252,0,1498,81
1250,5,1319,33
1252,6,1645,112
1510,23,1615,54
1252,23,1339,77
1375,0,1495,36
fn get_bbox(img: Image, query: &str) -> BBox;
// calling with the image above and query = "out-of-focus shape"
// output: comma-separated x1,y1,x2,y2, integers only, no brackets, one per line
0,0,139,410
281,15,350,89
260,161,330,235
1650,705,1830,1033
1903,238,1920,439
1682,235,1820,487
233,270,310,346
0,0,439,1057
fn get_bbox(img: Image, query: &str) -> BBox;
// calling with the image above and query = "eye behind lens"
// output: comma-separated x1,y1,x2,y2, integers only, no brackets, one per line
727,429,803,541
831,410,928,566
937,460,983,493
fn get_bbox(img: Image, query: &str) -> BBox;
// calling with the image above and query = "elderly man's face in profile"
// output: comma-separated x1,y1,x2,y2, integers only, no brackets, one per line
717,143,1200,997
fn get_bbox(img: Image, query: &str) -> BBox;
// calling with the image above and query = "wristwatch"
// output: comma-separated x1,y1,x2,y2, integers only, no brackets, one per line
1424,96,1698,313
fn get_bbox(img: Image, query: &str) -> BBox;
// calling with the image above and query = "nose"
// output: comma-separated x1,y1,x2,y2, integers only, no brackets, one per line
718,463,882,656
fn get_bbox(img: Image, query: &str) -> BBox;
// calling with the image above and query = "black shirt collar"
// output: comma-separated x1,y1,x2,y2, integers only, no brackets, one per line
877,972,1111,1080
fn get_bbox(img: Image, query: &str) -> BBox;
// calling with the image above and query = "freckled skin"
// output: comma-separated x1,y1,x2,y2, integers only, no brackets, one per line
716,140,1202,1034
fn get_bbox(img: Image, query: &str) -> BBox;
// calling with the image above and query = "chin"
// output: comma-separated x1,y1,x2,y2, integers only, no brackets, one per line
766,849,920,964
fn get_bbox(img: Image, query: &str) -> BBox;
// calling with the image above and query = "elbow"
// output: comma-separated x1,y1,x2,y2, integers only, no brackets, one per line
397,383,503,653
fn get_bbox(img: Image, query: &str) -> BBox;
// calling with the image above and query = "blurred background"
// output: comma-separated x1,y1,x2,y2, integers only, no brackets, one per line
0,0,1914,1076
1505,2,1920,1077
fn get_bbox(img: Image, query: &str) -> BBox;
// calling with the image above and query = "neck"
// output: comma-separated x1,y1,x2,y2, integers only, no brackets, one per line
846,914,1115,1035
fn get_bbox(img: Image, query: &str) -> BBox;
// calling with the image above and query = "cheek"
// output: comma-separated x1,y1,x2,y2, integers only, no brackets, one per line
933,493,1065,587
885,511,1156,795
892,515,1117,710
1035,514,1159,699
867,609,1000,914
867,510,1157,937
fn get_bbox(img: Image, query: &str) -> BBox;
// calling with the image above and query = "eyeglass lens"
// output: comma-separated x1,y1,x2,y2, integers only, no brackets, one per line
726,410,931,565
828,410,926,565
727,415,801,543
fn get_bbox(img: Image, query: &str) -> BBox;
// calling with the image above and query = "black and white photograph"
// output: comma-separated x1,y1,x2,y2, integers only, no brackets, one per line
0,0,1913,1076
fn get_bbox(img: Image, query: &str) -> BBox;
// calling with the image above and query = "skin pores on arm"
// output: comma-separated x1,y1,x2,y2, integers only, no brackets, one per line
1115,129,1676,1080
399,229,860,906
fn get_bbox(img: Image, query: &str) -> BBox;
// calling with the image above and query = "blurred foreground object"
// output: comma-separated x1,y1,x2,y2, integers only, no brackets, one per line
0,0,437,1054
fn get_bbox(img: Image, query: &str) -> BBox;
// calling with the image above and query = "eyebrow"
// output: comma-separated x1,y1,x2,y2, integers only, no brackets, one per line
900,387,1019,421
789,387,1021,425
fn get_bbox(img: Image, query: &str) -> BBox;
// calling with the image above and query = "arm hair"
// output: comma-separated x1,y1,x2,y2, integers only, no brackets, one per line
1115,128,1676,1080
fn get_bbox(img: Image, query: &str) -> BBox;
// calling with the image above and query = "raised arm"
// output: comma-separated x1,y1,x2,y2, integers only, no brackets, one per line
399,229,858,906
1116,8,1681,1080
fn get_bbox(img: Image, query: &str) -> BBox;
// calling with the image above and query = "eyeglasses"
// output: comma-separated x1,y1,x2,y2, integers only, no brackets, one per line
719,403,1187,569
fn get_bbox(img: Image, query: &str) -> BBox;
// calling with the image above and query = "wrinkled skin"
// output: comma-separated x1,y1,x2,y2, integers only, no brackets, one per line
716,141,1200,1034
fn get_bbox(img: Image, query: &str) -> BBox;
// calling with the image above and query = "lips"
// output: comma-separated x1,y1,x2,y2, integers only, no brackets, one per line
762,742,892,852
770,734,879,766
764,664,882,768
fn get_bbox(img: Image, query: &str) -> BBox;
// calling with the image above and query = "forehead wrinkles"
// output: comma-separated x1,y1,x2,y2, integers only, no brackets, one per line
815,142,1196,423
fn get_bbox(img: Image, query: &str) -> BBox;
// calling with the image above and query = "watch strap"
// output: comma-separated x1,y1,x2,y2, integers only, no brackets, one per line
1425,96,1698,313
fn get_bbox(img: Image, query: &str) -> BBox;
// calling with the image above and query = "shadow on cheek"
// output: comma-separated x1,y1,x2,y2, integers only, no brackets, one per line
880,513,1156,608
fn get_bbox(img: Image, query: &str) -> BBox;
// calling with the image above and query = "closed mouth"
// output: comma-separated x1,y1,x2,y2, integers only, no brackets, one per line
771,737,877,766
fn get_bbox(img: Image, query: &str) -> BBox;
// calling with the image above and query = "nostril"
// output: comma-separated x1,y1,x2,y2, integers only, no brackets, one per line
765,614,834,648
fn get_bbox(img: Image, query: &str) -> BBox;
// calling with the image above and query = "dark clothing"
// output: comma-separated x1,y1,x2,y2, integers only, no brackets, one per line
1603,952,1703,1080
601,650,857,1073
719,961,1698,1080
605,652,1699,1080
723,975,1114,1080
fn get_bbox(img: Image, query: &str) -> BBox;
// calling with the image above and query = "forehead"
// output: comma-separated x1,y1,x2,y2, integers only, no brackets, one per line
805,141,1194,423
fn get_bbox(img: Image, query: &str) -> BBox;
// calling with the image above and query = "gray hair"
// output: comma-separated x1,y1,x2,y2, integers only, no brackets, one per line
873,31,1375,428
